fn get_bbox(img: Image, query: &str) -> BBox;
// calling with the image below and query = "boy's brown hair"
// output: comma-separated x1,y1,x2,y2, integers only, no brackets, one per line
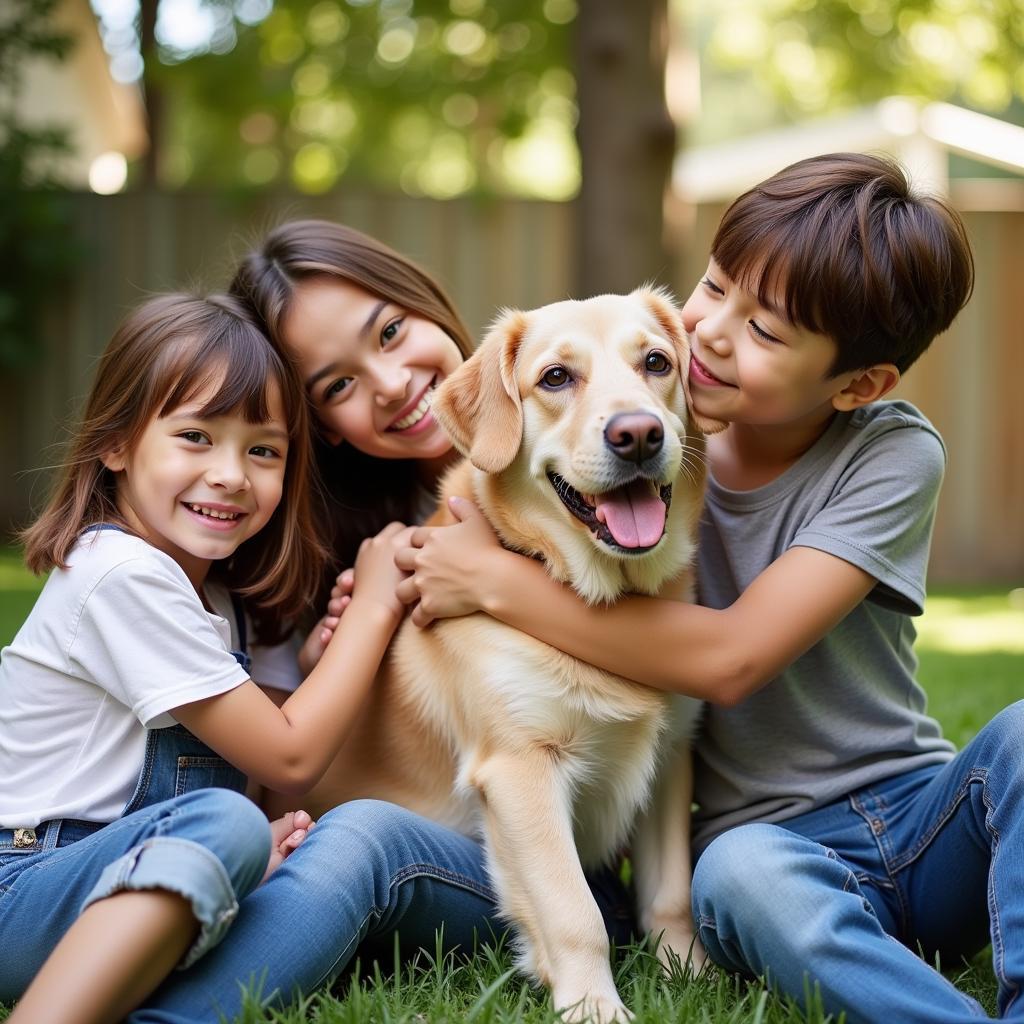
21,293,326,643
711,152,974,375
230,220,475,576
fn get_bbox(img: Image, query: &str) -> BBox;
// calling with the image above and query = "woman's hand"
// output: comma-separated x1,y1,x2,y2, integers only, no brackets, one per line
261,809,314,884
394,496,503,627
297,570,354,675
350,521,415,625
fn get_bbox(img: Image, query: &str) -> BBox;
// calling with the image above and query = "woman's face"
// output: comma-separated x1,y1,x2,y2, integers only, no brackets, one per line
281,276,464,461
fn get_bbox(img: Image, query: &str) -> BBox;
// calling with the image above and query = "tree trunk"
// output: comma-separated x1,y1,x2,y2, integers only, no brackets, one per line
139,0,160,186
574,0,676,297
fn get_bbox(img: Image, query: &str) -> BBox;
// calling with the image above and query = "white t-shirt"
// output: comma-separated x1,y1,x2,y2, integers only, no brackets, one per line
0,529,294,828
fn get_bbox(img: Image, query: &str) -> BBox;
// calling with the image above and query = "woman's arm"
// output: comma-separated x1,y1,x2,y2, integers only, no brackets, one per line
174,523,409,794
396,498,875,705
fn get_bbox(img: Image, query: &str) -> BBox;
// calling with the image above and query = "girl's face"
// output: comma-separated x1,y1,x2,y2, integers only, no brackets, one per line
104,376,289,589
281,277,463,461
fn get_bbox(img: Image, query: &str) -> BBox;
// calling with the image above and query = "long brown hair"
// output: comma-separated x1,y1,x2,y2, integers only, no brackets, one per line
230,220,475,575
21,293,327,643
711,152,974,375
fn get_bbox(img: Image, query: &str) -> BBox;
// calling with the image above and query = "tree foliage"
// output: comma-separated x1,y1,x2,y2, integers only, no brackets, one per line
684,0,1024,144
0,0,80,369
142,0,578,197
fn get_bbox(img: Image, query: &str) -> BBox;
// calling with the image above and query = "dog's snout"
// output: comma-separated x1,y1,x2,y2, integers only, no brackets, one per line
604,412,664,464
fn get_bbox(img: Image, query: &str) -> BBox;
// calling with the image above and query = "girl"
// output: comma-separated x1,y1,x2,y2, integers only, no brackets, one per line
0,294,495,1024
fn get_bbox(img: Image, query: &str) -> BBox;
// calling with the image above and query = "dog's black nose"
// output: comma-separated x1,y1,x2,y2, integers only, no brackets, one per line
604,412,664,464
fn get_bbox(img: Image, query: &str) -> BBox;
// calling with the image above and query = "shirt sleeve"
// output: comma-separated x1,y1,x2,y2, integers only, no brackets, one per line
68,558,249,726
791,418,945,616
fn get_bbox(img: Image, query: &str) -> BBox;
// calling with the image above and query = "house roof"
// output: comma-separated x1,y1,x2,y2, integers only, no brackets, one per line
674,98,1024,204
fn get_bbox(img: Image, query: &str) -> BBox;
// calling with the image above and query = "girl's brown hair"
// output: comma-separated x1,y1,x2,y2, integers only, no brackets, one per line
21,293,327,643
711,152,974,375
230,220,475,575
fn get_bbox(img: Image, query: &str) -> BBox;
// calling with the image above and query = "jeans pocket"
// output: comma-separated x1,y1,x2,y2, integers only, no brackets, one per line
0,847,42,895
174,756,246,797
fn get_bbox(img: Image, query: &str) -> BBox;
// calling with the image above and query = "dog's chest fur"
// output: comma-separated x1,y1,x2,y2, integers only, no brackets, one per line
390,613,671,864
386,459,696,864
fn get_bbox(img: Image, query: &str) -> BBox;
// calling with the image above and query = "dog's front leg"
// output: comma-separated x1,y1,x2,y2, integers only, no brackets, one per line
632,741,704,972
469,750,631,1023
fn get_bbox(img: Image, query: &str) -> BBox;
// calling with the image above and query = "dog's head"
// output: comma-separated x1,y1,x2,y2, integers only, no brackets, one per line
432,287,724,602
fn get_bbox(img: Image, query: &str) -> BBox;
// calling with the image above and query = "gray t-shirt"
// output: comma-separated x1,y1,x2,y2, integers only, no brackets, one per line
692,400,956,854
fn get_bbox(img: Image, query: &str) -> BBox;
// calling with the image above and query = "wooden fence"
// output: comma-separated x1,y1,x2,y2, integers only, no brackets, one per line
3,190,1022,584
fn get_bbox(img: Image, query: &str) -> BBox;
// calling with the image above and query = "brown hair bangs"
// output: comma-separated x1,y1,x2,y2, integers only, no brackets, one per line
711,152,974,376
155,304,300,433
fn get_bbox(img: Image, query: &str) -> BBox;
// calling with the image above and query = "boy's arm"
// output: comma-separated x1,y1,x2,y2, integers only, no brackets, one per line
398,501,875,705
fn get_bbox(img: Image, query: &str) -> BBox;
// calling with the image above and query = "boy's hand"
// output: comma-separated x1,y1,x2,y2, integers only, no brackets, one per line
395,497,503,627
350,522,415,625
297,570,354,674
261,809,314,883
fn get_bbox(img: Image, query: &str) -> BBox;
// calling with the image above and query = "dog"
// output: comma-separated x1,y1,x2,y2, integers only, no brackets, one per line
288,288,720,1022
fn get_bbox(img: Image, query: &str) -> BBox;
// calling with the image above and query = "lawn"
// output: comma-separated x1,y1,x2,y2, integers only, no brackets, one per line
1,548,1020,1022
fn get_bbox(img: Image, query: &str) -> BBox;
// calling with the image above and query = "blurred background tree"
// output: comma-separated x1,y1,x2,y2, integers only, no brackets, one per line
88,0,1024,194
111,0,580,197
683,0,1024,151
0,0,80,369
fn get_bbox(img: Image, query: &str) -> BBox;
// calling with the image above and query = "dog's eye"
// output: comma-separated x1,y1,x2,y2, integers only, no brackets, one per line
540,366,572,389
645,352,671,374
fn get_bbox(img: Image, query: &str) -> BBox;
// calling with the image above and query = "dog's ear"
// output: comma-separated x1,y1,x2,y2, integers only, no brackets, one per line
636,286,727,436
432,308,528,473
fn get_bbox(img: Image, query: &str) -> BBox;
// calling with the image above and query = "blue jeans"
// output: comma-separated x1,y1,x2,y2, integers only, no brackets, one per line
692,701,1024,1023
0,792,500,1020
2,792,635,1021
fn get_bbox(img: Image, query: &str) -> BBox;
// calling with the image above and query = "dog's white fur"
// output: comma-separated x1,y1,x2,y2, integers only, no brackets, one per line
285,289,716,1022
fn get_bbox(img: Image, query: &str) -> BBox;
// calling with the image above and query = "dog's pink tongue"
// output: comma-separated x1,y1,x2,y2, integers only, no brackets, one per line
595,481,666,548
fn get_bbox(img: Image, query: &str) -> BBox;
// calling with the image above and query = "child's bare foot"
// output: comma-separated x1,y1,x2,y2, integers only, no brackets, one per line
262,809,315,883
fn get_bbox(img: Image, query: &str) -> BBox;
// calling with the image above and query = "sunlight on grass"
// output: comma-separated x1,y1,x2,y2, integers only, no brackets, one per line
916,590,1024,654
0,560,42,591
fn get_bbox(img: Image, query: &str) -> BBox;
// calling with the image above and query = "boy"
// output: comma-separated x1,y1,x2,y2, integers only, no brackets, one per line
397,153,1012,1023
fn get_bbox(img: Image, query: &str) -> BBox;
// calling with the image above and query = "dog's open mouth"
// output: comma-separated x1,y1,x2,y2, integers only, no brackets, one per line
547,471,672,552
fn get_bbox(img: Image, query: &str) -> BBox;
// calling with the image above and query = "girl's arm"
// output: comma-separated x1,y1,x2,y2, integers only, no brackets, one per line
396,498,875,706
174,523,410,795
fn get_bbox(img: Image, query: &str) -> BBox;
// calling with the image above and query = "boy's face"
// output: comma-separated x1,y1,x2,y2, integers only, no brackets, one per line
680,260,861,428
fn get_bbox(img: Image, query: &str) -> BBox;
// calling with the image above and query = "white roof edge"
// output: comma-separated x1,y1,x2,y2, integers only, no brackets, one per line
674,98,1024,203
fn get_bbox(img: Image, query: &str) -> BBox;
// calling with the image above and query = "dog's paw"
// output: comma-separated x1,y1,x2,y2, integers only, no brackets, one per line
555,989,633,1023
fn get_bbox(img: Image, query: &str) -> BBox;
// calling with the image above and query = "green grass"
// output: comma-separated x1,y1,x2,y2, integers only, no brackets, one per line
1,549,1020,1022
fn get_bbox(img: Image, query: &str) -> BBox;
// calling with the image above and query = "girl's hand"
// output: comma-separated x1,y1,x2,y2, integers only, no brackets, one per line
350,522,415,625
297,570,354,675
394,496,503,627
262,809,314,883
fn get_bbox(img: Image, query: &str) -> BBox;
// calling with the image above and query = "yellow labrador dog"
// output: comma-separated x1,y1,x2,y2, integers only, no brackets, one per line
293,288,716,1022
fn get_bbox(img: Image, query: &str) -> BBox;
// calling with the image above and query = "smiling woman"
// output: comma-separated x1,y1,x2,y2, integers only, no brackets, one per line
230,219,476,577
